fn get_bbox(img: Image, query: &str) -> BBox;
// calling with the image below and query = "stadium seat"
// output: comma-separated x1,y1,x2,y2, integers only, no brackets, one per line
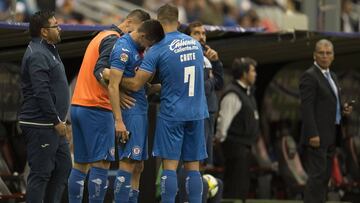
281,135,307,186
277,135,307,198
0,123,25,201
344,136,360,186
331,153,344,187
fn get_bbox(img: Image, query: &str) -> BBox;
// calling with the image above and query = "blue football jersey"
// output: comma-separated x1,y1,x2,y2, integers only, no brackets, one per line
140,31,209,121
110,34,147,115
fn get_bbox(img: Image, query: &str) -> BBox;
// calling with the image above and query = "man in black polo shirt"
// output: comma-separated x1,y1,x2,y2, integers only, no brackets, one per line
215,57,259,202
19,11,71,203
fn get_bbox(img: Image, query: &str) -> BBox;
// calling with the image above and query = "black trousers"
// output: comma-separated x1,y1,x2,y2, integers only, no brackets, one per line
204,113,215,165
223,144,251,201
303,145,335,203
21,126,72,203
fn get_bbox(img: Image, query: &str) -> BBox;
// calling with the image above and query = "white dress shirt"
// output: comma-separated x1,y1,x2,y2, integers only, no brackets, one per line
215,80,250,142
314,62,339,97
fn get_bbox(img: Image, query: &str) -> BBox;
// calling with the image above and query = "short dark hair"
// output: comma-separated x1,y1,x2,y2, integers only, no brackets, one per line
157,4,178,24
232,57,257,79
138,19,165,44
126,9,150,22
29,10,55,38
184,21,203,35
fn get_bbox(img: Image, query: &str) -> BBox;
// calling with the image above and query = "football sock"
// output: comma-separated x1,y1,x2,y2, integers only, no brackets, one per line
68,168,87,203
114,169,132,203
186,170,203,203
88,167,108,203
202,177,209,202
161,170,178,203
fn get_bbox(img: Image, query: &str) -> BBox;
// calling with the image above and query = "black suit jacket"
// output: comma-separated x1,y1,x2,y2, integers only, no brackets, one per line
299,65,342,147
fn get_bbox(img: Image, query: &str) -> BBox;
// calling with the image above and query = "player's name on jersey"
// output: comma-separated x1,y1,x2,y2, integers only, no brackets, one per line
169,39,199,53
180,52,196,62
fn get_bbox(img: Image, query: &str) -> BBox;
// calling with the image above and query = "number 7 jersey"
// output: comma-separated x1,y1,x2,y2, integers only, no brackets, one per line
140,31,209,121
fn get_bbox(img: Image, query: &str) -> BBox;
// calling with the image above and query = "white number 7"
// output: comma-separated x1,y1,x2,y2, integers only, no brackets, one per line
184,66,195,97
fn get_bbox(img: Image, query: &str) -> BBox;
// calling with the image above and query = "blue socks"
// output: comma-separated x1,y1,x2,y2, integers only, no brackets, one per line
186,170,203,203
88,167,109,203
68,168,87,203
161,170,178,203
114,170,132,203
128,189,139,203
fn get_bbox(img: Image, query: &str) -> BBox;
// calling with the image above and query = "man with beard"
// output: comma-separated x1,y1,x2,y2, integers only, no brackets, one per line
185,21,224,168
19,10,71,203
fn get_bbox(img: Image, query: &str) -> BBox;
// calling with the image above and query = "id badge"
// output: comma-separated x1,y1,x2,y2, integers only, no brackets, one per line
254,110,259,120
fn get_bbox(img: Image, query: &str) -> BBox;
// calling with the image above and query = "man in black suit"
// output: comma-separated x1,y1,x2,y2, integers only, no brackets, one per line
299,39,353,203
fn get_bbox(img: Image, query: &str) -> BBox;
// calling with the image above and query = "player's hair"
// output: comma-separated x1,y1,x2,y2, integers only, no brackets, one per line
232,57,257,79
29,10,55,38
126,9,150,22
184,21,203,35
138,19,165,44
157,4,178,24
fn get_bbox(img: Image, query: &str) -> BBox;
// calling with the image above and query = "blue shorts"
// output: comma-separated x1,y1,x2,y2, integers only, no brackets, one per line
152,116,207,161
71,105,115,163
119,114,148,161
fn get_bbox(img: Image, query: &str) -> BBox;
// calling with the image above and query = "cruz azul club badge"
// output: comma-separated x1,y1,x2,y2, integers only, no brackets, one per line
120,52,129,62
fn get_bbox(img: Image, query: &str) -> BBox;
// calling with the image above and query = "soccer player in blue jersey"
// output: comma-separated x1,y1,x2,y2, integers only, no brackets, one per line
68,10,151,203
121,4,209,203
108,19,165,203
